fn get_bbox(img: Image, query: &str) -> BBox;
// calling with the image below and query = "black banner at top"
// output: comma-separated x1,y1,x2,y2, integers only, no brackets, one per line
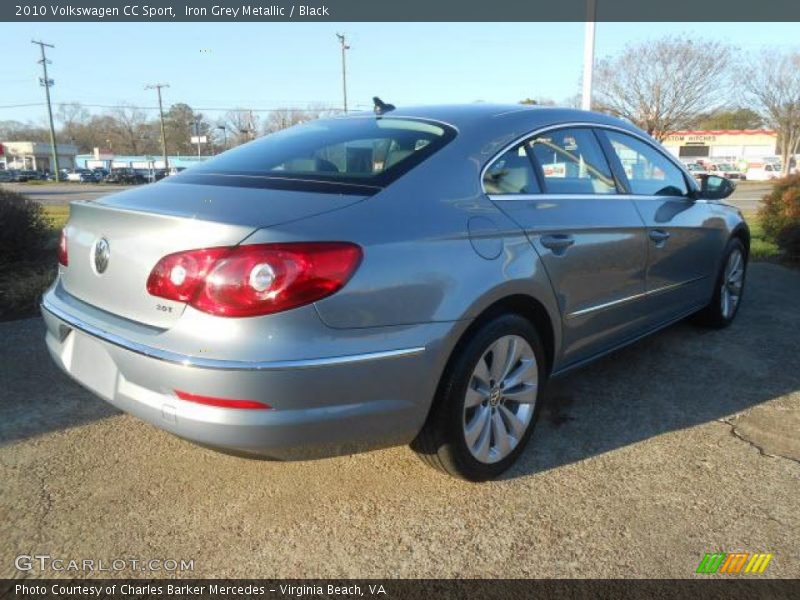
4,0,800,22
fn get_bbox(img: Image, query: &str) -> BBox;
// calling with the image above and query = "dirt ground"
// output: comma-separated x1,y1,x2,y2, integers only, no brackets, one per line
0,263,797,579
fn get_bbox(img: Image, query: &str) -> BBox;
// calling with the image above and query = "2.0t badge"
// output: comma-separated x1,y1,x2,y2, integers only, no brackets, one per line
94,238,110,274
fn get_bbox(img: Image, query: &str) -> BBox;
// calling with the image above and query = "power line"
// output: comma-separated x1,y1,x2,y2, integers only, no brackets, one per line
0,102,349,112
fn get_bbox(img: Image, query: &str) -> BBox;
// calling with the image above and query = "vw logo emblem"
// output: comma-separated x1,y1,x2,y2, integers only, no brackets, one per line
94,238,110,274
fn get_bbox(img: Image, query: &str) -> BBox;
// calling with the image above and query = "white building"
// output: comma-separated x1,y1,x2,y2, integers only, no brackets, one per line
0,141,78,172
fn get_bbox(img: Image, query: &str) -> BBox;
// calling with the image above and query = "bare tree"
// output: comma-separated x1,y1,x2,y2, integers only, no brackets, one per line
741,51,800,176
56,102,89,143
594,37,732,141
262,105,338,135
222,109,259,146
108,104,152,154
263,108,311,134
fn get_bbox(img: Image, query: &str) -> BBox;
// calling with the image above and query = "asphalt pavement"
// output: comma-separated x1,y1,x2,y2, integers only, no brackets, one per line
0,263,797,578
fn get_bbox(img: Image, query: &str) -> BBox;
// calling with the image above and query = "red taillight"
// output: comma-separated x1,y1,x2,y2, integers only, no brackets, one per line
58,229,69,266
147,242,362,317
174,389,272,410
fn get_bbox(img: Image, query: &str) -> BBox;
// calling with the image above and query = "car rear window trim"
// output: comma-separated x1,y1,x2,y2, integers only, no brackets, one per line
167,172,384,196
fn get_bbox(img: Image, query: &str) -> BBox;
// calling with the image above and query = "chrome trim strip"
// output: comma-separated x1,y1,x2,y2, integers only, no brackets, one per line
552,302,706,378
488,193,634,202
41,298,426,371
568,291,648,318
567,276,708,319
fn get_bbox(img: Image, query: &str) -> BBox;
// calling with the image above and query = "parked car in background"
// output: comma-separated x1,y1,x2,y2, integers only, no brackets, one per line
21,170,46,181
66,169,97,183
0,170,13,182
105,168,147,185
92,168,110,182
2,169,32,182
43,104,749,481
746,163,782,181
684,162,708,180
707,163,745,180
168,167,187,176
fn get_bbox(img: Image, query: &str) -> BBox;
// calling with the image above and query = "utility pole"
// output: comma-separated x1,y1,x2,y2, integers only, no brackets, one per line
145,83,169,171
581,0,597,111
193,115,202,156
31,40,60,181
336,33,350,113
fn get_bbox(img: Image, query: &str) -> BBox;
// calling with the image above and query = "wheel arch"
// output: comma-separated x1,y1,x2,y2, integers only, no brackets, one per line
731,223,751,258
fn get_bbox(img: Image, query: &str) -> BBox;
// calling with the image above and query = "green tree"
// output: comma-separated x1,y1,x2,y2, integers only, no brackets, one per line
693,108,764,130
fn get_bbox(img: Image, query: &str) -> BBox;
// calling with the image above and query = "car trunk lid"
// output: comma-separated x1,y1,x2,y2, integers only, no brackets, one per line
60,181,367,328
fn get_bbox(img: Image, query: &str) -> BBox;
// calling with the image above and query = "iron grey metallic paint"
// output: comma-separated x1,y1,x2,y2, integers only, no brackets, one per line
41,105,747,459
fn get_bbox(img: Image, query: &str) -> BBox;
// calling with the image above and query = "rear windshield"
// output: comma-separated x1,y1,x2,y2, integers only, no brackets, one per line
174,117,456,194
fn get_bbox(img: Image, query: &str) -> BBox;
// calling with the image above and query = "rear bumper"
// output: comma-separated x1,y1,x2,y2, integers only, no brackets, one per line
41,290,458,459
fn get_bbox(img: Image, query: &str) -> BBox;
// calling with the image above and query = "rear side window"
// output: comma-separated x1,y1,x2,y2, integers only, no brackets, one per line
178,117,455,193
483,144,540,195
528,128,617,195
604,130,688,197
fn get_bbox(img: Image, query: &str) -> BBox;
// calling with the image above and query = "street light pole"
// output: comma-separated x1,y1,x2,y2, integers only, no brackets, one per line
581,0,597,111
193,115,202,156
145,83,170,171
216,125,227,152
31,40,60,181
336,33,350,113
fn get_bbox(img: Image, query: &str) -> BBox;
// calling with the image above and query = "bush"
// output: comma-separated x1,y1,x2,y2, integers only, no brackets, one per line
0,188,51,265
757,174,800,259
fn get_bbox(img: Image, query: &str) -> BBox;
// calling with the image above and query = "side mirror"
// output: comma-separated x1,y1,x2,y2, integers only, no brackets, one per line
698,174,735,200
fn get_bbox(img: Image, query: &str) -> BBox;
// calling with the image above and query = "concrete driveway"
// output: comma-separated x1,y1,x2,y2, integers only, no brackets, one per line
0,263,798,579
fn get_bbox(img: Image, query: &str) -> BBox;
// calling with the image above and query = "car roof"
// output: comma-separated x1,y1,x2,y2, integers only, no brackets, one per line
339,103,640,134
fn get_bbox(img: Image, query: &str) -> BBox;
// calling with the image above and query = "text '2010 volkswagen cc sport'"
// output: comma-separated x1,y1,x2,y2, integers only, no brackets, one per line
42,103,749,481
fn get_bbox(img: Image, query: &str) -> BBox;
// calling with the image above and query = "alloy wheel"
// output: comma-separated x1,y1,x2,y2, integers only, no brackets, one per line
462,334,537,464
721,248,744,319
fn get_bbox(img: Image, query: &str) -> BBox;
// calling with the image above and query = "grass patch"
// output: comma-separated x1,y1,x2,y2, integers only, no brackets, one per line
44,204,71,230
743,211,780,261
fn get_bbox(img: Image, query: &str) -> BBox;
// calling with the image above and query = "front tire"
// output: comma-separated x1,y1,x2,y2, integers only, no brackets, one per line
695,238,747,328
411,314,546,481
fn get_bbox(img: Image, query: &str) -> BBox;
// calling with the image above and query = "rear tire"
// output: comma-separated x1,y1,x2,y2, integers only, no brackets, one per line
694,238,747,329
411,314,546,481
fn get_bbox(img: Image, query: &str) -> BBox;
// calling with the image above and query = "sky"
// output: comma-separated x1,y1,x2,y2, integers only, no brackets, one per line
1,22,799,125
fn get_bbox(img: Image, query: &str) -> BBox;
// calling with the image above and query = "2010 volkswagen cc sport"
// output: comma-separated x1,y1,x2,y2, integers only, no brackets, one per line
42,104,748,481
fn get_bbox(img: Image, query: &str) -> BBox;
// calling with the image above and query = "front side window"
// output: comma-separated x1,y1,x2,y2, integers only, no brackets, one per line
178,117,455,193
604,130,688,197
528,128,617,195
483,144,539,195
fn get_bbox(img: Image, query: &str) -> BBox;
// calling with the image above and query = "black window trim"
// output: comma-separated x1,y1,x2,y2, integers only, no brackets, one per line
481,121,699,199
524,124,621,196
593,127,695,199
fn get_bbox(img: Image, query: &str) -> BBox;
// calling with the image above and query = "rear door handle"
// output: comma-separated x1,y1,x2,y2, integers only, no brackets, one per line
648,229,671,243
540,234,575,254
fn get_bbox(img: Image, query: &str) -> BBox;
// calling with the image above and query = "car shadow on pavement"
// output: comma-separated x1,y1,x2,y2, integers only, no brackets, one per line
0,317,120,447
1,264,798,477
504,262,800,480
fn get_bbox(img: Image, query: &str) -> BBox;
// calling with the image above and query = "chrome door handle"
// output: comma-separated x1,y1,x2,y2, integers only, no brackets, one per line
540,234,575,254
648,229,671,243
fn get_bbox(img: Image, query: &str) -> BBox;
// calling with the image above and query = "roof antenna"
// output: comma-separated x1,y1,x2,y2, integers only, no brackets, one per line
373,97,395,115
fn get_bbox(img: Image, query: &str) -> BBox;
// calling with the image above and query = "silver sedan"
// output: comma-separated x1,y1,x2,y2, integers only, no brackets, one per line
42,103,748,480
